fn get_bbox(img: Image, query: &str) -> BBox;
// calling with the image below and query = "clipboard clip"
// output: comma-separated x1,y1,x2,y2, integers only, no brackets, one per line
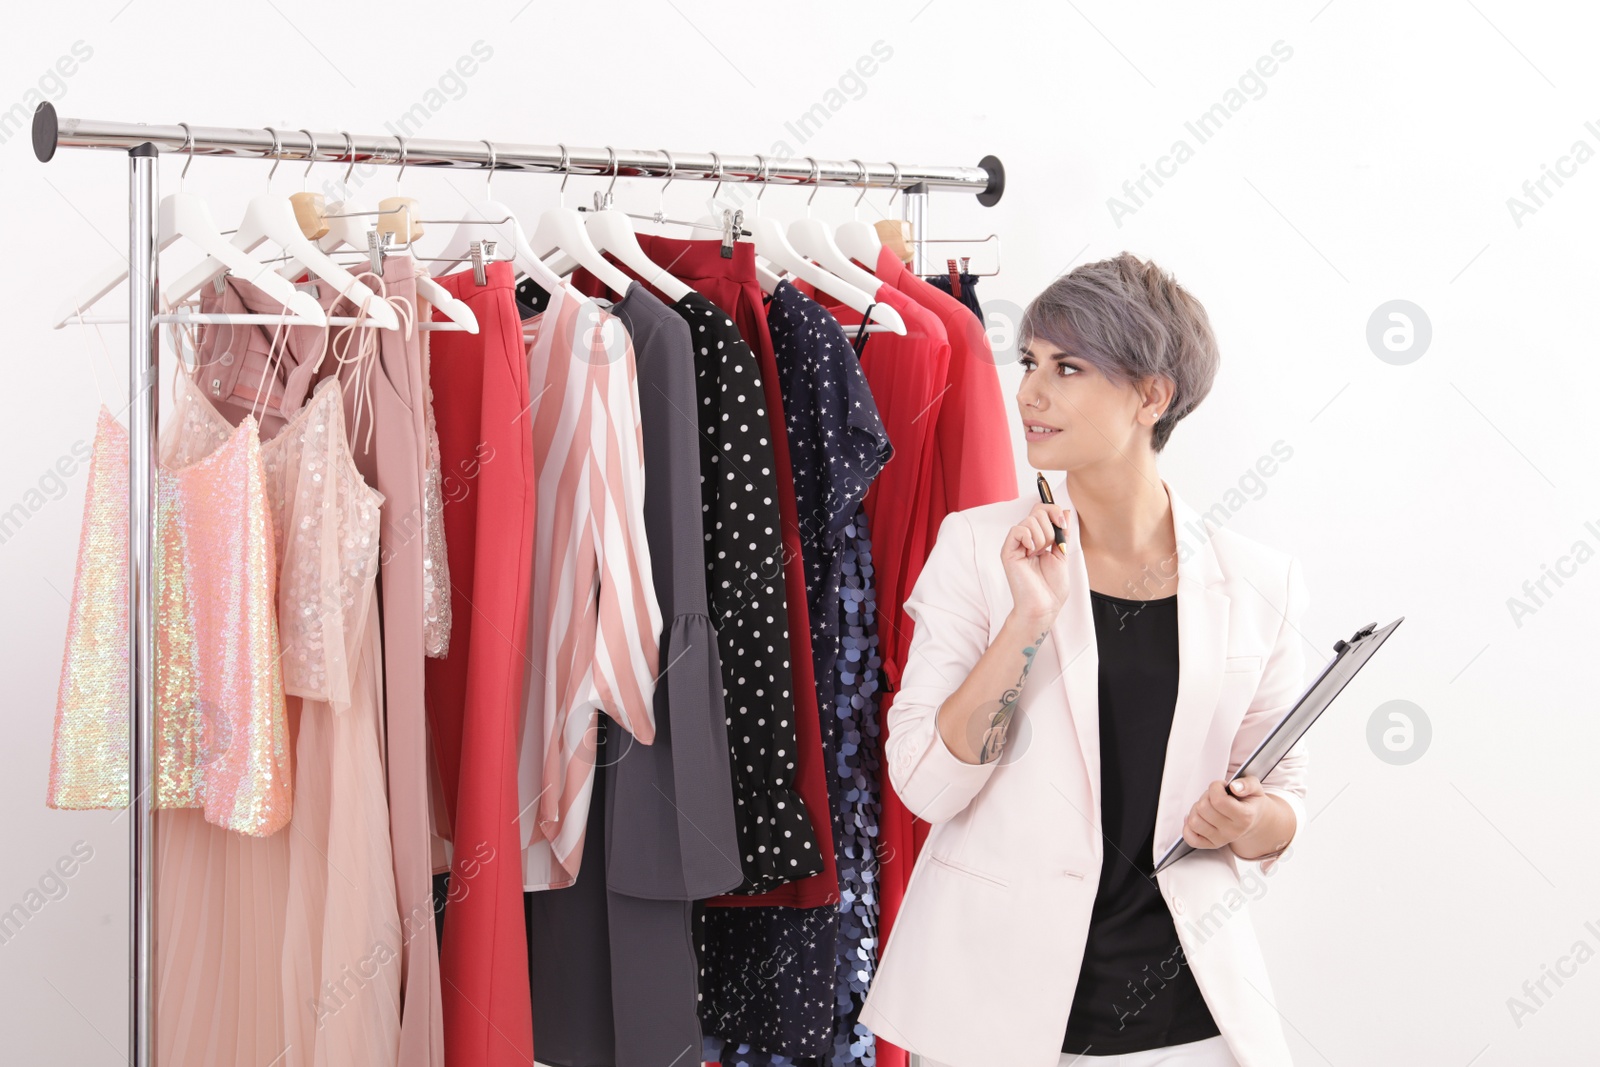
1334,621,1379,653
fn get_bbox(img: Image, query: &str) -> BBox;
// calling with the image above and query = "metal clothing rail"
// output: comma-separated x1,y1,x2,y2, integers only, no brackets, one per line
34,104,1004,199
30,100,1001,1067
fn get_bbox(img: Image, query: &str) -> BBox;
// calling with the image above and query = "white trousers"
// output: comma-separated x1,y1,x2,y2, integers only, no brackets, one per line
1058,1035,1241,1066
922,1034,1241,1067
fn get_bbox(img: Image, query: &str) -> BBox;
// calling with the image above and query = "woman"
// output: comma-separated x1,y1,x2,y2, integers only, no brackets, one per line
858,253,1311,1067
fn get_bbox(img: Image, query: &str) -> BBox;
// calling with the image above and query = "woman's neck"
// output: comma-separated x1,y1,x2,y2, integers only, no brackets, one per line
1069,461,1179,598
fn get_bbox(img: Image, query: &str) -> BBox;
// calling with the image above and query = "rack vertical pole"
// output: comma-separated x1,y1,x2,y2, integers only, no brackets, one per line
903,181,929,276
127,141,158,1067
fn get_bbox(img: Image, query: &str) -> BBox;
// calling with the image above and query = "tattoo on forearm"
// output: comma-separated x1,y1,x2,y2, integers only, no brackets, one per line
978,629,1049,764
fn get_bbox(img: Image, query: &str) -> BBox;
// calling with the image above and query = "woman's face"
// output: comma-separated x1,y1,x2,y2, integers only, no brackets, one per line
1016,336,1156,469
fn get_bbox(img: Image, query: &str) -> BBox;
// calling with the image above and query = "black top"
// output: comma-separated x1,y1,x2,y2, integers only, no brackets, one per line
1062,590,1220,1056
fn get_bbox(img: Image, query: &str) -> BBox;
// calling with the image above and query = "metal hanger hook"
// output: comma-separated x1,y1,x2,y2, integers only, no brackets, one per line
557,143,571,196
887,161,902,207
394,135,408,188
754,153,770,205
298,129,318,183
481,139,497,196
657,149,676,218
178,122,195,183
342,132,357,185
805,157,821,209
604,144,619,205
851,158,869,211
265,126,282,182
709,151,724,202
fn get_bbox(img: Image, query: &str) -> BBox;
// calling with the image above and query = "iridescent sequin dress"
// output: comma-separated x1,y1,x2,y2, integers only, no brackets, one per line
48,379,291,835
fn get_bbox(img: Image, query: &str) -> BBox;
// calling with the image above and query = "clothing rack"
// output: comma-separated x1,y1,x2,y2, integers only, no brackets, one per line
29,99,1001,1067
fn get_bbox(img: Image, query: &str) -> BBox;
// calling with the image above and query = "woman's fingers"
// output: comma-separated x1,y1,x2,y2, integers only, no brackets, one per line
1009,505,1072,562
1029,509,1061,558
1007,523,1036,556
1018,519,1047,557
1034,517,1058,557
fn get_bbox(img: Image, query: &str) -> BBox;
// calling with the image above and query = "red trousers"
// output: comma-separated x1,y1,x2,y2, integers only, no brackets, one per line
424,260,537,1067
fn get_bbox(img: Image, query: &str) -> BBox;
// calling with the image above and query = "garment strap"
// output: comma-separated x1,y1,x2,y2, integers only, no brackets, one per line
851,301,877,358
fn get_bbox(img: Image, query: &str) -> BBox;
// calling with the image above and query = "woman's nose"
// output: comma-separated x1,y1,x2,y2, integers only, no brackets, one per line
1018,380,1045,409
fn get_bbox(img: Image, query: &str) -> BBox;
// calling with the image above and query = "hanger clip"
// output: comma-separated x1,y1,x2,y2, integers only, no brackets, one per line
470,239,497,286
591,189,614,212
211,272,228,295
721,208,744,259
366,229,392,275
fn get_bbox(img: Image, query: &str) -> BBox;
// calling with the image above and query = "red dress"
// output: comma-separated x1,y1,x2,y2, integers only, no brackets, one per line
423,260,537,1067
867,247,1019,1067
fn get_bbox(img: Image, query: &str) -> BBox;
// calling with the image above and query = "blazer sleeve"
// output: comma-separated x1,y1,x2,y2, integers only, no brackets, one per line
883,508,1000,824
1229,552,1312,874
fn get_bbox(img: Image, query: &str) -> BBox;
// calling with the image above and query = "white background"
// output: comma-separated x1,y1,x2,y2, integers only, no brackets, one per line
2,1,1596,1063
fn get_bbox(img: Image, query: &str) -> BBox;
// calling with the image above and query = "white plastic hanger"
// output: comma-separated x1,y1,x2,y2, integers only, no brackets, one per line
666,153,772,293
789,158,892,297
528,145,636,298
432,140,575,302
313,196,480,333
55,126,325,330
579,147,692,303
790,217,887,295
835,159,889,267
165,129,400,331
749,213,909,333
742,164,906,335
278,136,478,333
727,156,904,335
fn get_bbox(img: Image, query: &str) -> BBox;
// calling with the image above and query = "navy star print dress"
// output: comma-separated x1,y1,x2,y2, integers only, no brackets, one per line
701,280,894,1067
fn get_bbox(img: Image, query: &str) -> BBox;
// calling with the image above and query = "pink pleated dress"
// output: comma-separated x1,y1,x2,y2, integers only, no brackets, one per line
182,370,402,1067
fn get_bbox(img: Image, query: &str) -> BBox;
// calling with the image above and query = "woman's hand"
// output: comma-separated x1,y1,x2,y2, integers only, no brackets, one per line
1003,502,1072,628
1181,775,1268,851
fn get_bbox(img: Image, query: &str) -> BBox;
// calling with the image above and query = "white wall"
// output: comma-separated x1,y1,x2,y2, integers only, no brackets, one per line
3,1,1596,1062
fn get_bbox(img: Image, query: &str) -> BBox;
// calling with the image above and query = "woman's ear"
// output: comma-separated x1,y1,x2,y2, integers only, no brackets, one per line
1138,375,1176,419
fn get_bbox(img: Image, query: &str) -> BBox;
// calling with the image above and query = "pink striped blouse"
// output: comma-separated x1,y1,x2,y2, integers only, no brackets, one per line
518,283,662,891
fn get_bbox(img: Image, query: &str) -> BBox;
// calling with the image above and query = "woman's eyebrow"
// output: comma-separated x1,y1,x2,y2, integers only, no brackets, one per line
1020,345,1073,362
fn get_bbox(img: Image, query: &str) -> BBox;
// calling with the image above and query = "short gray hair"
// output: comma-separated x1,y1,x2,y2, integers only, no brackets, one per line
1019,252,1219,452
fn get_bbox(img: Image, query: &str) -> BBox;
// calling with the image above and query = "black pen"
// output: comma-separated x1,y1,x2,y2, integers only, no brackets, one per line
1035,472,1068,557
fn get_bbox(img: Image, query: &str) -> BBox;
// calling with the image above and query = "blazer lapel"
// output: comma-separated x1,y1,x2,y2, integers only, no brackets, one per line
1044,473,1100,828
1156,483,1231,868
1044,474,1231,866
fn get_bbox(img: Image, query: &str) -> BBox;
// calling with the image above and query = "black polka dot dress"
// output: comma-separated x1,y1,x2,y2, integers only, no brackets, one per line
700,281,896,1066
670,290,822,893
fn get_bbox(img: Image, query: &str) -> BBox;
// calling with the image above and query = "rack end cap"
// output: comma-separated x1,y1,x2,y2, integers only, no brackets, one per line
32,101,57,163
977,154,1004,207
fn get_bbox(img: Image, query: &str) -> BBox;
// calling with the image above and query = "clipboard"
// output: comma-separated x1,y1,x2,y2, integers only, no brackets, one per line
1152,616,1405,874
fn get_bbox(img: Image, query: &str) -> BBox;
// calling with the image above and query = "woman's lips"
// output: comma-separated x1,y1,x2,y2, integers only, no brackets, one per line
1024,424,1062,442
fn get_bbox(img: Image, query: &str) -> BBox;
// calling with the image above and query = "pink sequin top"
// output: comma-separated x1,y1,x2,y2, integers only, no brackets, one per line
48,374,293,836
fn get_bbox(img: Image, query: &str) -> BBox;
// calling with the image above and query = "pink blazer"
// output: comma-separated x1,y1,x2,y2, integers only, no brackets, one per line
859,474,1312,1067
